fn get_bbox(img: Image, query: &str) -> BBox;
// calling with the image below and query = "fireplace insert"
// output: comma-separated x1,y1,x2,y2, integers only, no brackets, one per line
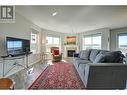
67,50,76,57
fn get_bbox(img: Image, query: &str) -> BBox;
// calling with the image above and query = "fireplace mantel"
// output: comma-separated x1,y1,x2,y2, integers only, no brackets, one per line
64,45,79,57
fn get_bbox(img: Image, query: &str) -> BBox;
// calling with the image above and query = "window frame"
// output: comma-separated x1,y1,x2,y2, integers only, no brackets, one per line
46,35,60,45
117,33,127,54
46,35,61,53
83,33,102,50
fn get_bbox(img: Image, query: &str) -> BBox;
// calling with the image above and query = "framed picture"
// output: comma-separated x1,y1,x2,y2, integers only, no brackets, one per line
66,36,76,45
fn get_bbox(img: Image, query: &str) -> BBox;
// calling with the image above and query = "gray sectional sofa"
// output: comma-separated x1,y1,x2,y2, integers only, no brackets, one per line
73,49,127,89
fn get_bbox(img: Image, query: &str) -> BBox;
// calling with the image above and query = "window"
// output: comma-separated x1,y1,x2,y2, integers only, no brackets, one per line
92,36,101,49
53,37,60,44
46,37,52,44
83,34,101,50
31,31,39,54
46,36,61,52
46,36,60,45
118,34,127,54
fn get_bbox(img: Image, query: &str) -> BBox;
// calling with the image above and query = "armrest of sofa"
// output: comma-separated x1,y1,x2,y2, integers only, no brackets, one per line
73,53,79,58
87,63,127,66
84,63,127,89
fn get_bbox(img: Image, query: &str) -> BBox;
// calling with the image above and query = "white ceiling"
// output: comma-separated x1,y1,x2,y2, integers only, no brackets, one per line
16,6,127,33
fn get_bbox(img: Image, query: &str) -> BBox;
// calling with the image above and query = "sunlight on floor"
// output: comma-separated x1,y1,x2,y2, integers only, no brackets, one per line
47,59,67,65
47,60,54,65
61,59,67,62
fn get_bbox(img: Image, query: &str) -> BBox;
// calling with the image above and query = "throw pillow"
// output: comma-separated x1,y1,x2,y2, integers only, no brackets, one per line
94,51,124,63
103,51,123,63
93,53,106,63
79,50,90,60
89,49,100,62
53,49,59,55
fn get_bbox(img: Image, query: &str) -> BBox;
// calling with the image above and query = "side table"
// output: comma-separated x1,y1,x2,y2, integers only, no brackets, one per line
0,78,14,89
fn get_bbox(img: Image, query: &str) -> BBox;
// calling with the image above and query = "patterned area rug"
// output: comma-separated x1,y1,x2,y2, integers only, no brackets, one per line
28,62,85,89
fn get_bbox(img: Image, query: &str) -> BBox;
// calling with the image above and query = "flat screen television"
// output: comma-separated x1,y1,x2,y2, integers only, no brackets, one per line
6,37,30,56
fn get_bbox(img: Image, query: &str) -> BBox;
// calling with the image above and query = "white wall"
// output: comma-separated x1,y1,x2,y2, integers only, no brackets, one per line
110,27,127,51
79,28,110,50
0,12,42,55
0,12,42,77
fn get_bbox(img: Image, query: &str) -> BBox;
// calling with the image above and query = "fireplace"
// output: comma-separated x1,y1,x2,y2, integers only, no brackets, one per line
67,50,76,57
64,45,79,57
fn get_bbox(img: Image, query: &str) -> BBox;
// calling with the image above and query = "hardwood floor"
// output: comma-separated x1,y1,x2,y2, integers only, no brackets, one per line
7,57,73,89
8,61,48,89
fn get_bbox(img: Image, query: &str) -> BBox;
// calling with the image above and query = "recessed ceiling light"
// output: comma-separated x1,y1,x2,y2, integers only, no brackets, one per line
52,12,58,16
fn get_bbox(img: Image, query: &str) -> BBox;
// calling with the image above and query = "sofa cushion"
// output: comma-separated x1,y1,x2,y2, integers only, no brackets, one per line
79,50,90,60
78,60,91,65
94,51,123,63
79,63,86,71
74,59,84,68
89,49,100,62
93,50,109,63
93,53,106,63
74,59,91,70
78,63,86,76
99,50,109,54
76,59,91,65
102,51,123,63
73,57,81,61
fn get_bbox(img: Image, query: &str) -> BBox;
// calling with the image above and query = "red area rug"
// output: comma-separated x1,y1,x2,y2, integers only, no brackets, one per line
28,62,85,89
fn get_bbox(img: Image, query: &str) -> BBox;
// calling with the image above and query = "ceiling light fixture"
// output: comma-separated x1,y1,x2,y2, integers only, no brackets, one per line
52,12,58,16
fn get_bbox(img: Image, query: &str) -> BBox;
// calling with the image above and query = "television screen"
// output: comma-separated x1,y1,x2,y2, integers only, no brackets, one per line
6,37,30,56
